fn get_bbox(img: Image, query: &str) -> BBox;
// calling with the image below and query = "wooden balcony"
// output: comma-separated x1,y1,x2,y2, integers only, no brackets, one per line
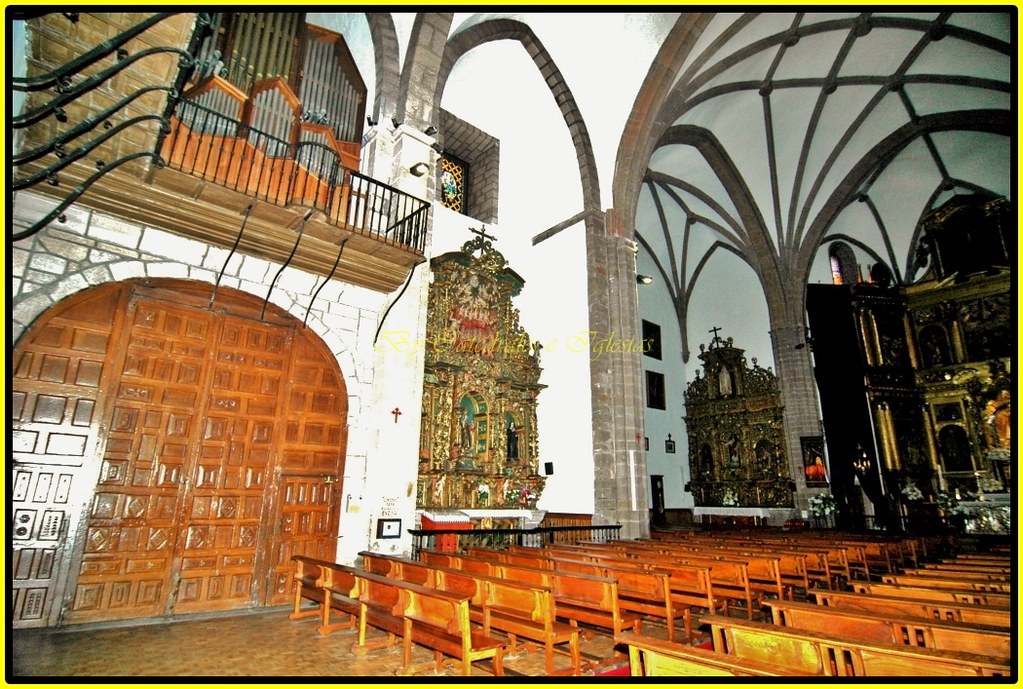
13,14,427,294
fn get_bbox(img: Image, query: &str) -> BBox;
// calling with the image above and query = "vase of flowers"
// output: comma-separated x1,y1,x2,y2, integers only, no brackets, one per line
808,492,836,516
808,492,837,528
721,488,739,507
901,479,923,502
476,483,489,508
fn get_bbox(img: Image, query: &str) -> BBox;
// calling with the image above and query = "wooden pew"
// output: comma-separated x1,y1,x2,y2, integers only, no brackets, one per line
345,565,505,675
421,549,644,650
394,578,506,676
853,581,1011,607
544,555,678,642
617,631,804,676
290,555,360,635
290,554,328,621
810,590,1011,628
921,562,1011,575
564,540,762,620
700,614,1010,676
765,599,1012,660
886,569,1011,584
360,551,582,675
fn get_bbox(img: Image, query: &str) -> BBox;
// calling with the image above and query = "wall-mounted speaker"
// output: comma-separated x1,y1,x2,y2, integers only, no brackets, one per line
544,462,554,476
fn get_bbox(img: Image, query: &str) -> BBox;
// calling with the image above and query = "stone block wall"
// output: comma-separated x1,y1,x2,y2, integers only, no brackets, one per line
11,190,387,441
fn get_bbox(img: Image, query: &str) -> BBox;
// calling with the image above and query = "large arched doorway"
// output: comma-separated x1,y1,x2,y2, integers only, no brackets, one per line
11,279,348,628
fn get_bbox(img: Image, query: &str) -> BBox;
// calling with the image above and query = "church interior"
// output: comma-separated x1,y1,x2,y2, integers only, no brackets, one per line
8,10,1014,679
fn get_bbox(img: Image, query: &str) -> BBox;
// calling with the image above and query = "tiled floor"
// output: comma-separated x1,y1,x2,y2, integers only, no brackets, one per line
11,604,695,679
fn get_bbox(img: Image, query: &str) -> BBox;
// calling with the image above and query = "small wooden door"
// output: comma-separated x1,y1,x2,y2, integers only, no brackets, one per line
650,475,666,528
11,280,348,627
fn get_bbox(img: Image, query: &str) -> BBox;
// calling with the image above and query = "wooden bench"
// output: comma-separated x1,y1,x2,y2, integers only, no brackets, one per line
852,581,1011,607
360,551,582,675
811,589,1011,628
617,631,804,676
529,554,674,640
554,544,721,640
457,551,644,641
394,577,505,676
290,555,360,635
548,568,643,640
765,598,1011,660
921,562,1011,575
347,566,505,675
563,541,760,621
290,554,328,621
699,614,1010,676
887,564,1006,580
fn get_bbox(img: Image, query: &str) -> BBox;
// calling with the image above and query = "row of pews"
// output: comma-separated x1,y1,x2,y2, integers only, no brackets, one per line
610,530,1012,676
288,529,1011,677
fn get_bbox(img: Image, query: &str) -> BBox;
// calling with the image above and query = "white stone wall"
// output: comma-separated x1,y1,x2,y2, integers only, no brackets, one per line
11,189,427,562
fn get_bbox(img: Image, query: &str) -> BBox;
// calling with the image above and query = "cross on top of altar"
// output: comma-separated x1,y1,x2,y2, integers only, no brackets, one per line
709,326,724,348
469,225,497,242
461,224,507,268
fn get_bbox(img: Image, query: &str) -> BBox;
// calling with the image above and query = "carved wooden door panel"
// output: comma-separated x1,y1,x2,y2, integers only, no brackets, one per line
13,280,348,627
10,285,125,627
171,315,292,614
68,296,217,623
266,335,348,605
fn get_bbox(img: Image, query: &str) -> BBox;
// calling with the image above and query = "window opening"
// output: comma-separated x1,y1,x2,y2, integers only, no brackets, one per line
439,153,469,214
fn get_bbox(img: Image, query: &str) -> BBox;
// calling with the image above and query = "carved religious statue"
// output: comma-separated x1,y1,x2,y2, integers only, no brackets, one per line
417,228,547,510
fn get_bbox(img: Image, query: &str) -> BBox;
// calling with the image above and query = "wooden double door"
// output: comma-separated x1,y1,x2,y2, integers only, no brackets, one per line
11,280,347,627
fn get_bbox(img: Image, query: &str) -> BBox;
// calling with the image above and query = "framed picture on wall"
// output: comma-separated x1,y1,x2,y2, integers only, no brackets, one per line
801,436,828,486
376,518,402,539
665,438,676,454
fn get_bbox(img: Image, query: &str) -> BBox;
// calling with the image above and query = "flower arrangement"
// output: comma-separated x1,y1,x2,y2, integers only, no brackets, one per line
721,489,739,506
808,492,837,517
901,479,923,501
504,486,537,508
476,483,490,507
936,490,965,515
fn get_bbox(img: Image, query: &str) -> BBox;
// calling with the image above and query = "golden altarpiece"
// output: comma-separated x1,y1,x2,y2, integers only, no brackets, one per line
684,333,794,519
416,231,546,527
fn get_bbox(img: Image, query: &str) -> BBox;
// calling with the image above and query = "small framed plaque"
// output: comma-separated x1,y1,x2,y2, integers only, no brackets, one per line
376,518,402,539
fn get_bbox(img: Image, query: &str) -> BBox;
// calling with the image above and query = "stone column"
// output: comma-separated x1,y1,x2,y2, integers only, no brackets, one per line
770,323,825,516
588,209,650,538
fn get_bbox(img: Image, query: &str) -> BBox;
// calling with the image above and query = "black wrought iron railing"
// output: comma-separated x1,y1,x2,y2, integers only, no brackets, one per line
163,99,429,252
11,13,206,241
12,12,429,255
408,524,622,558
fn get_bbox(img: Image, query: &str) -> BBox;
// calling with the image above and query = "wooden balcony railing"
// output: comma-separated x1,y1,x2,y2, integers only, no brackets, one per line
161,98,429,253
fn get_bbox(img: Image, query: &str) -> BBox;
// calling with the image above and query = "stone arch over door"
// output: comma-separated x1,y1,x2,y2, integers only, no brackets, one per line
11,279,348,628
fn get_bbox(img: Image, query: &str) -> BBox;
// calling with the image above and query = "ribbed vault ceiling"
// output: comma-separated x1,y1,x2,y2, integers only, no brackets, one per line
637,11,1011,358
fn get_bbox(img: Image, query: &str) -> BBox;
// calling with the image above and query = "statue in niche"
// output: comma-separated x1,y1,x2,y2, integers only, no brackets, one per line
459,406,474,451
506,419,520,461
719,365,733,396
727,434,740,466
985,389,1011,450
457,403,477,469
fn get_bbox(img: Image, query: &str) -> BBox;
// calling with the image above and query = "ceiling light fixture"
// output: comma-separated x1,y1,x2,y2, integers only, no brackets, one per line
423,125,438,136
637,275,653,285
409,162,430,177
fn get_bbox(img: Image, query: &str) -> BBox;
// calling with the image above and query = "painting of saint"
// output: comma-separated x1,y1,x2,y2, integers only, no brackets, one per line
801,436,828,486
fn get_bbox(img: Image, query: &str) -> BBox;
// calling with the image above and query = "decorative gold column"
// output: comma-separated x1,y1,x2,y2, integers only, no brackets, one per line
877,402,902,471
